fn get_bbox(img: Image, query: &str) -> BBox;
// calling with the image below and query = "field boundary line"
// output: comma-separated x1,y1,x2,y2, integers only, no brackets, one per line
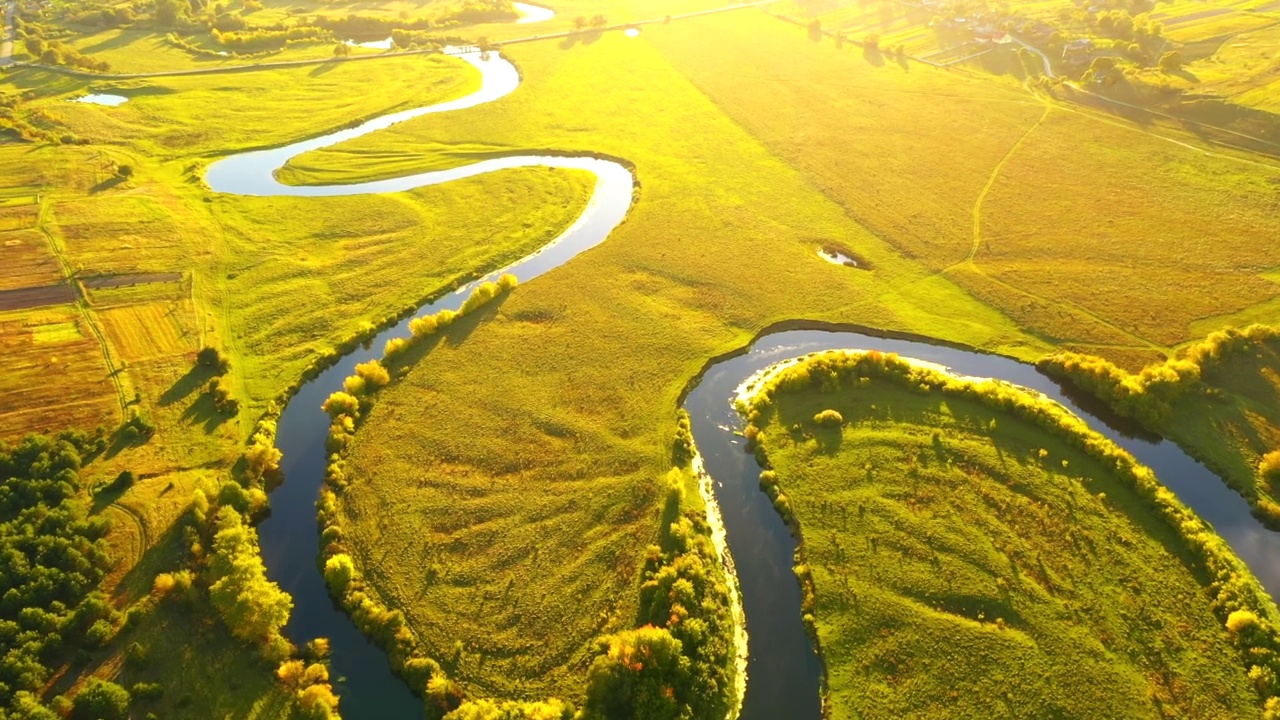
944,263,1168,353
107,501,150,571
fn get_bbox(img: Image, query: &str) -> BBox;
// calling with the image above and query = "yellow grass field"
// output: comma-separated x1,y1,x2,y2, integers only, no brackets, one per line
0,229,63,290
0,305,121,440
98,300,196,363
647,11,1280,354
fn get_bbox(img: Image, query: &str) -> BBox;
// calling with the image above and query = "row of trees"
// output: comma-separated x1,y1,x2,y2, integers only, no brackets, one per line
582,488,739,720
314,277,523,717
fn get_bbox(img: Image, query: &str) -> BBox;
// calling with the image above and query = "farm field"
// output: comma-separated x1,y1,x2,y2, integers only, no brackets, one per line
0,0,1278,717
740,350,1266,719
646,10,1280,359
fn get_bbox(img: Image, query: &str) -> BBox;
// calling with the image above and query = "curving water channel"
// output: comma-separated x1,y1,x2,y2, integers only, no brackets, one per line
202,33,1280,720
685,328,1280,719
205,47,632,718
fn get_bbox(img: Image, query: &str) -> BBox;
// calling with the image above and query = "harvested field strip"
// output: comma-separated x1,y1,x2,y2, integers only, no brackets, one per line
99,302,196,362
0,283,77,311
0,307,119,439
82,272,183,289
0,230,64,290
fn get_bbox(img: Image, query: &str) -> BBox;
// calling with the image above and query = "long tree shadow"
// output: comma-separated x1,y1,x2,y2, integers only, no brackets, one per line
182,392,233,434
161,364,213,407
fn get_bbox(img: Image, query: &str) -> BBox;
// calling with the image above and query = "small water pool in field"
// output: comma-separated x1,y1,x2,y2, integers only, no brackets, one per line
624,27,642,37
514,1,554,23
817,246,858,267
344,37,393,50
74,94,128,106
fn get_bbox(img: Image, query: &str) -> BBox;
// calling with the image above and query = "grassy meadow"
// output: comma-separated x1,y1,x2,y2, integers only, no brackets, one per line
331,19,1048,703
1,0,1278,715
645,11,1280,360
745,352,1263,718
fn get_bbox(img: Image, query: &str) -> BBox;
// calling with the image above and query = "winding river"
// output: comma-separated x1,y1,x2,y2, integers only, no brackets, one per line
206,47,632,719
204,35,1280,720
686,329,1280,719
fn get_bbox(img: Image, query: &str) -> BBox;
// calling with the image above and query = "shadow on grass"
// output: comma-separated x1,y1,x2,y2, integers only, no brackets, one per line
309,60,342,77
558,29,603,50
90,176,126,194
81,29,143,55
182,392,233,434
161,364,213,407
382,292,513,377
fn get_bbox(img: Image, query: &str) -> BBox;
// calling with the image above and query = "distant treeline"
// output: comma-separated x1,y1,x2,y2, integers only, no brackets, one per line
19,0,517,69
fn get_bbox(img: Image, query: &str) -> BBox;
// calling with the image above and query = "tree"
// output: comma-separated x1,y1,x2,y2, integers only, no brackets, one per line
116,164,133,178
590,14,606,27
71,679,130,720
1158,50,1182,72
582,626,692,720
334,42,351,57
207,508,293,648
155,0,186,26
323,554,356,595
572,15,586,31
197,346,230,373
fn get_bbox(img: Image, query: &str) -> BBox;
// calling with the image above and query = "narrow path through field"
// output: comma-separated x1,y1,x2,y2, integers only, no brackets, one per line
940,100,1168,353
107,500,150,569
965,102,1051,265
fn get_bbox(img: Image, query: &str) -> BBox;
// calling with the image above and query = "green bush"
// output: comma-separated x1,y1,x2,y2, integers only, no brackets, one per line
70,679,130,720
813,409,843,426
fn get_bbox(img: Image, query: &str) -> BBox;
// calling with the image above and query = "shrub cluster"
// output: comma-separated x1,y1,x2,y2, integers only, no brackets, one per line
0,434,116,717
1036,352,1199,426
583,499,738,720
742,349,1280,712
277,656,340,720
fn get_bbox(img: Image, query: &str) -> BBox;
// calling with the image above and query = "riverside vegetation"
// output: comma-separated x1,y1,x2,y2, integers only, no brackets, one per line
1043,324,1280,526
739,349,1278,718
319,280,739,716
0,0,1279,716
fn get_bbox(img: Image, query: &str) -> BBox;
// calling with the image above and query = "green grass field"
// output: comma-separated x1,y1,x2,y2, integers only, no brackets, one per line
333,21,1042,702
2,0,1279,715
645,11,1280,358
745,351,1262,718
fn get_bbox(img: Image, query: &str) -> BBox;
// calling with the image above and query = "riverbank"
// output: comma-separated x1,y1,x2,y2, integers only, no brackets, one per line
735,348,1272,717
